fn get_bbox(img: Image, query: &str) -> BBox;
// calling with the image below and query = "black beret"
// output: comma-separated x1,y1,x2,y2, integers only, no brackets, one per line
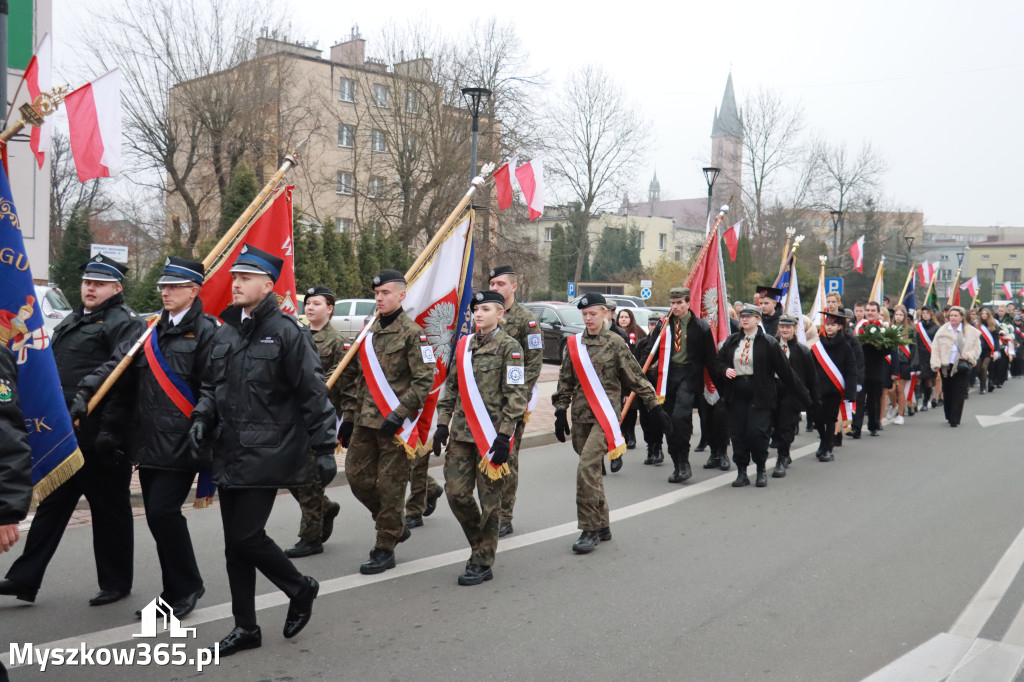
577,292,607,309
470,290,505,310
372,269,406,288
488,265,516,281
306,286,336,303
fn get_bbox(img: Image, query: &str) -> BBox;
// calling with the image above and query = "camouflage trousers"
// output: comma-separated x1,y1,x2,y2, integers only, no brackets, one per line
572,422,611,531
444,440,507,567
499,420,526,524
288,454,336,543
406,448,443,518
346,425,410,551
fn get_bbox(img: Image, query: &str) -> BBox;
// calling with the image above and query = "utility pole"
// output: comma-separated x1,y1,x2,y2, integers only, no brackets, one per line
0,0,9,122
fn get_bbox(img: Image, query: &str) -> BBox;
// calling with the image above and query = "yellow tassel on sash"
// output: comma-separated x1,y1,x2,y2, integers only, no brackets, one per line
193,496,213,509
397,435,419,459
657,395,666,405
478,457,510,481
607,443,627,461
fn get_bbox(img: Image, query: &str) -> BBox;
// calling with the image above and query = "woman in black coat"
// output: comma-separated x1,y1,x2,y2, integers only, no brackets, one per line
811,312,858,462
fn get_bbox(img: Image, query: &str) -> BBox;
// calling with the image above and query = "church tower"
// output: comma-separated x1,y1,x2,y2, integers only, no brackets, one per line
710,73,742,215
648,172,661,203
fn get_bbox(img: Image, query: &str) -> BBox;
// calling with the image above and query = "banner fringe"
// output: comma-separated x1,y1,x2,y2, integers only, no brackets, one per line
607,443,627,461
478,458,509,480
31,448,84,505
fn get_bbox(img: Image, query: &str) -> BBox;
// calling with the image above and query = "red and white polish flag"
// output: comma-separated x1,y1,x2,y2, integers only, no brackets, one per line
918,262,936,287
722,219,742,261
514,157,545,221
1003,282,1015,299
65,69,122,182
961,275,980,298
23,33,52,168
850,235,865,273
493,155,517,211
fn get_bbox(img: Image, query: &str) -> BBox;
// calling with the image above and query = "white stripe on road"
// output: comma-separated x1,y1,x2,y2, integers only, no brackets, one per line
949,522,1024,639
2,440,823,668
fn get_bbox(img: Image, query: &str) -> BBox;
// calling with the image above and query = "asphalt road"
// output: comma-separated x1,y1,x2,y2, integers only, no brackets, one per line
5,382,1024,681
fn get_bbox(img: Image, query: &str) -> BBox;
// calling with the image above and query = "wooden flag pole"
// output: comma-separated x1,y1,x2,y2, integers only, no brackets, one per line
898,266,915,308
948,266,963,306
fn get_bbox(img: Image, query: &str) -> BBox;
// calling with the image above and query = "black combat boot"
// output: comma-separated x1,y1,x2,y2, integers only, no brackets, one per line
285,539,324,558
458,564,494,586
644,444,655,465
755,468,768,487
732,469,750,487
359,548,396,575
772,457,787,478
572,531,602,554
718,451,731,471
703,452,720,469
653,445,665,465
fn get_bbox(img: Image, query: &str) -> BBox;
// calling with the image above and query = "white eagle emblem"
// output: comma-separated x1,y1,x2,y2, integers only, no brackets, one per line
423,301,457,368
702,287,719,328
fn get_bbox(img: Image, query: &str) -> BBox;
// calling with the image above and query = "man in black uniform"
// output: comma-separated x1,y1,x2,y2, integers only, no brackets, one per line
756,285,784,337
190,244,337,655
0,255,143,606
78,256,217,619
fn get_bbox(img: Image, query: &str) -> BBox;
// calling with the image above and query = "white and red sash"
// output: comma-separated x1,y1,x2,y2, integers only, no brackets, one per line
359,331,424,457
524,384,539,424
899,345,912,360
915,321,932,353
566,333,627,460
811,340,845,395
653,321,671,403
979,325,996,353
904,371,919,402
455,334,515,480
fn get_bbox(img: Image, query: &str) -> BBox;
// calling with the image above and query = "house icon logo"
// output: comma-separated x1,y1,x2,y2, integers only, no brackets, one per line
133,597,196,639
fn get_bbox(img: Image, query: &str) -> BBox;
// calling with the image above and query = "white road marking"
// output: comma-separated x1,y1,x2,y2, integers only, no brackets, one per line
976,403,1024,428
949,522,1024,639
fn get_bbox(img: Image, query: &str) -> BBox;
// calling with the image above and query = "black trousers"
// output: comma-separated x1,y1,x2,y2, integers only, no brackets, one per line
851,385,867,431
219,487,306,629
863,380,884,431
139,468,202,602
943,370,970,426
726,378,772,470
815,391,842,452
621,391,638,440
637,401,662,447
664,366,699,464
6,457,133,592
706,397,729,457
774,397,802,455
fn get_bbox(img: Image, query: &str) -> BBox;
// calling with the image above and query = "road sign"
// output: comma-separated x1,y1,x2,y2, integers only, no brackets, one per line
640,287,652,300
90,244,129,262
567,282,576,298
825,277,844,295
640,279,652,288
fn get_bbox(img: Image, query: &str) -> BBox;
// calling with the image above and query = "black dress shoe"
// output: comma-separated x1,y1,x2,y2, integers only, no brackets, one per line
820,451,834,462
572,531,601,554
703,454,719,469
732,471,750,487
597,527,612,542
610,456,623,473
359,548,396,575
0,578,37,603
850,429,861,439
755,471,768,487
772,461,787,478
423,487,443,517
170,586,205,619
89,589,130,606
694,442,708,453
458,563,494,586
869,430,879,437
652,447,664,465
625,435,637,449
718,454,731,471
498,521,514,538
320,501,341,543
405,515,424,530
283,576,319,638
285,539,324,558
213,626,262,656
678,461,692,481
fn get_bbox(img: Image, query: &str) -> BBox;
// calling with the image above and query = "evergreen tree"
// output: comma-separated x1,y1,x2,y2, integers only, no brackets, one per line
218,163,260,237
357,230,381,298
547,223,571,295
591,225,642,281
125,259,165,313
333,229,362,298
52,210,93,308
722,234,762,302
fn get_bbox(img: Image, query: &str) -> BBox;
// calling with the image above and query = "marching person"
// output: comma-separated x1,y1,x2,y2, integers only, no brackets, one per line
771,315,818,478
552,293,671,553
77,257,218,619
190,244,336,655
810,310,858,462
489,265,543,538
853,301,891,437
715,307,810,488
339,269,435,574
975,307,1000,394
889,305,916,424
635,321,666,466
756,285,784,336
915,305,940,410
432,291,527,585
930,305,981,428
1,255,144,606
285,286,344,558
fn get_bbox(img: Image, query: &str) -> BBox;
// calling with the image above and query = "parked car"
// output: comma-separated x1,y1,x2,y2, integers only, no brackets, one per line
570,294,647,309
331,298,376,340
34,284,72,335
521,302,587,362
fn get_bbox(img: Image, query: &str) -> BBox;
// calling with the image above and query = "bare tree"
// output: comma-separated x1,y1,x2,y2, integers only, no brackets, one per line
543,66,651,281
48,132,112,262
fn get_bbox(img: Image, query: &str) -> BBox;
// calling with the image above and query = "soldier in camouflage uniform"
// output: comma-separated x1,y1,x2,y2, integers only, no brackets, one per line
433,290,527,585
339,270,436,575
553,293,673,554
286,286,345,558
488,265,543,538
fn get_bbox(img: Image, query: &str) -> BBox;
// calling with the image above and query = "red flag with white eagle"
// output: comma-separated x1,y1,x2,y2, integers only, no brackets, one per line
65,69,122,182
684,224,730,401
201,185,298,317
514,158,545,220
850,235,865,273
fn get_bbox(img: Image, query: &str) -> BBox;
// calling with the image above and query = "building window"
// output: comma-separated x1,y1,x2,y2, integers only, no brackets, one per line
368,176,386,198
939,268,953,281
658,234,667,251
674,247,683,262
969,234,985,242
372,84,389,108
1011,254,1019,260
337,124,355,148
1005,268,1021,282
544,228,554,242
637,233,645,249
370,129,387,152
813,219,821,228
404,134,419,159
338,218,353,233
940,254,949,261
405,90,419,114
335,171,353,195
982,254,990,260
338,78,355,103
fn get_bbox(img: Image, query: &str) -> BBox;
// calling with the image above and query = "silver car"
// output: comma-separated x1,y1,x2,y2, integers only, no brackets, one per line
34,285,73,335
331,299,376,340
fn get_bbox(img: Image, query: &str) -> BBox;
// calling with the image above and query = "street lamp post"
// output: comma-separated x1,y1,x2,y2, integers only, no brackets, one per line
460,87,492,181
830,210,843,272
702,167,721,221
904,236,915,265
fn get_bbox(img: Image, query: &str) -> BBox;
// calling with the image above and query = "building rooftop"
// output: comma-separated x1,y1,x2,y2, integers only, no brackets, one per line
711,72,742,139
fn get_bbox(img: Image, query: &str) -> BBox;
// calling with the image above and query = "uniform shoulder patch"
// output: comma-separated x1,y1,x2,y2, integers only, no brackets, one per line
511,351,521,359
527,333,543,350
528,320,538,328
506,365,525,385
419,334,428,342
421,345,436,364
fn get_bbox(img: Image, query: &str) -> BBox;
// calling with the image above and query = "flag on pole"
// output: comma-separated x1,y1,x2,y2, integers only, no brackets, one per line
851,235,866,273
684,228,730,402
961,276,979,299
0,159,82,502
722,220,742,261
810,262,826,329
918,262,937,287
65,69,122,182
201,186,298,317
22,33,52,168
902,271,916,311
868,257,885,304
777,254,806,344
1002,282,1014,299
493,156,517,211
948,270,961,306
514,158,545,221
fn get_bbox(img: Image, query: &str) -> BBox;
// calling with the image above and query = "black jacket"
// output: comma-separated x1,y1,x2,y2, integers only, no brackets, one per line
192,293,336,488
652,313,718,393
0,348,32,525
82,299,220,471
812,334,858,402
52,292,145,456
762,306,782,337
916,320,939,372
843,328,865,385
859,340,893,383
714,329,811,410
779,340,819,411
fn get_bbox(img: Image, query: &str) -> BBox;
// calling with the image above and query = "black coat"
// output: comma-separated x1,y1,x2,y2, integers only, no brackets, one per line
651,313,718,393
842,328,865,386
714,329,811,410
812,334,858,402
916,320,939,374
52,292,145,456
780,340,819,410
0,348,32,525
192,293,336,488
82,299,220,471
860,341,893,383
762,306,782,337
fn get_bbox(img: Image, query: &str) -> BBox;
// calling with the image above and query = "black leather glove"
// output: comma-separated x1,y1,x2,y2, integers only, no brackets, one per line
93,430,119,460
650,404,673,436
315,452,337,486
338,420,354,448
554,409,570,443
69,391,91,423
489,434,511,467
379,411,404,438
188,420,207,452
432,425,449,457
